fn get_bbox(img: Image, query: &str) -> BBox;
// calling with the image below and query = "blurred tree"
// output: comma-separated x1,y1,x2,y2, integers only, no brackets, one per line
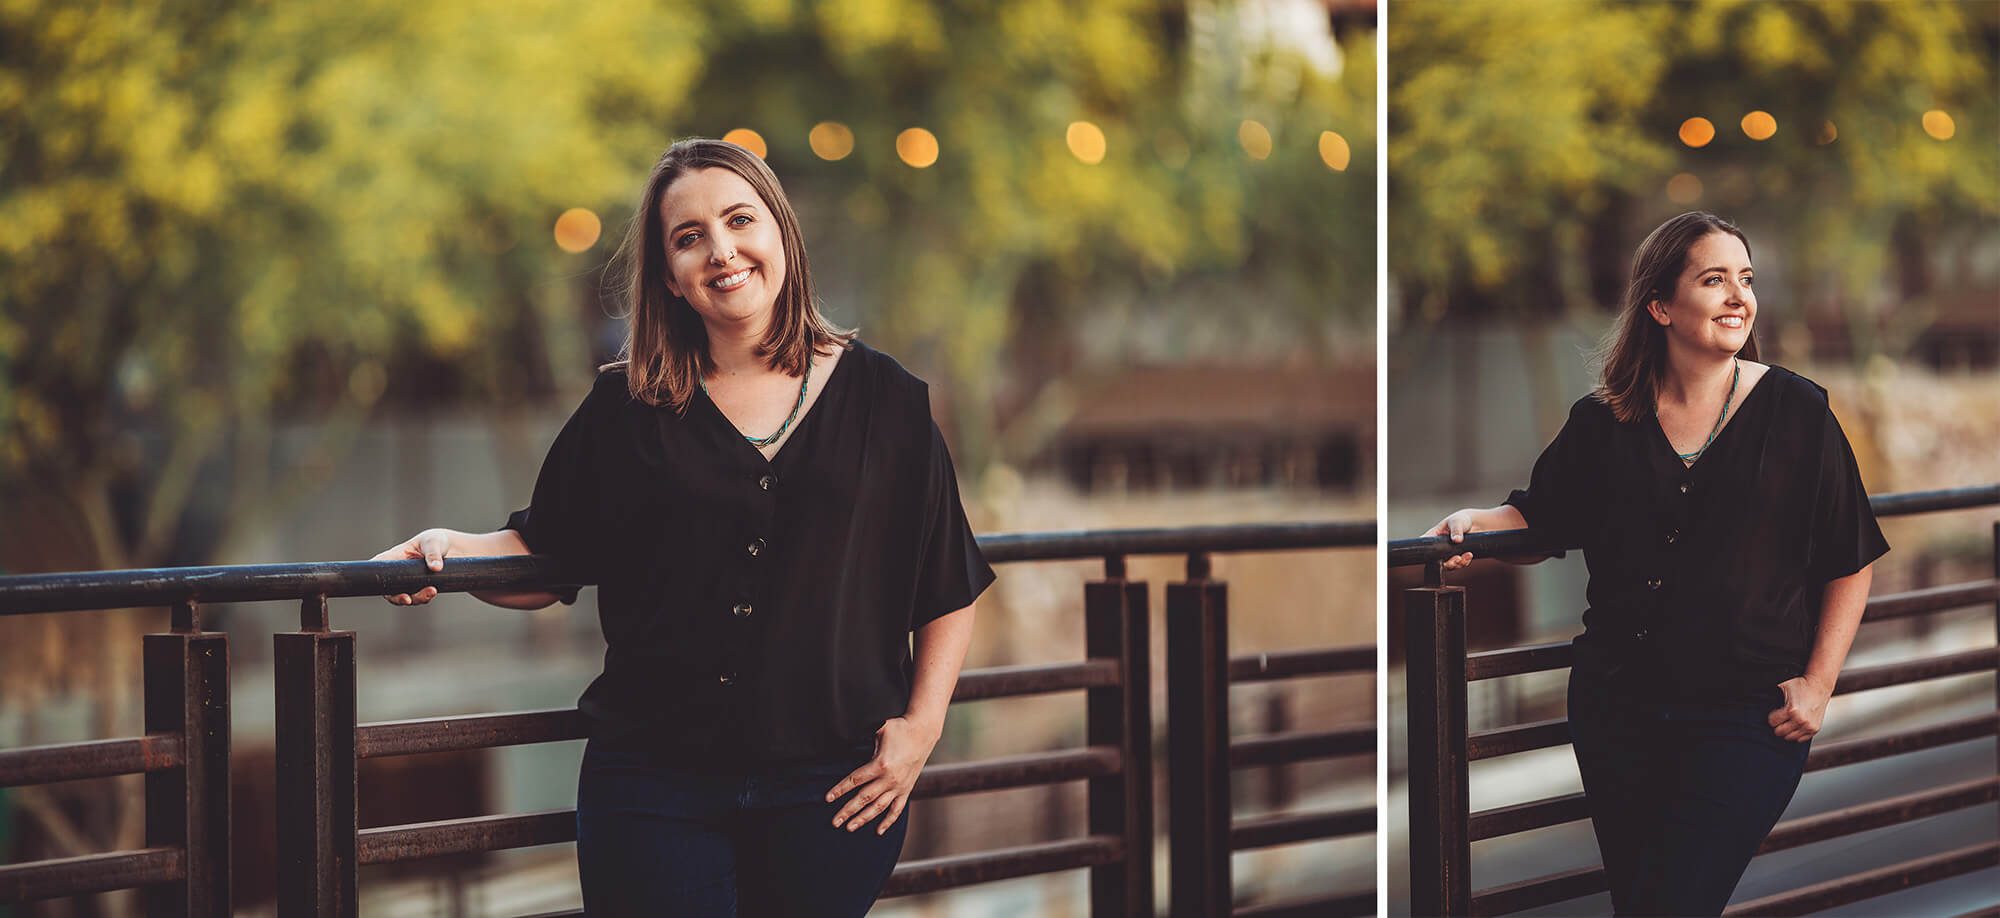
1390,0,1997,351
0,0,1371,883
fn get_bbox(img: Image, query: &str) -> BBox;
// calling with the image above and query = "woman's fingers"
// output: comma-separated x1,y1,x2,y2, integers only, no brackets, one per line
831,775,893,828
848,791,898,832
877,794,909,835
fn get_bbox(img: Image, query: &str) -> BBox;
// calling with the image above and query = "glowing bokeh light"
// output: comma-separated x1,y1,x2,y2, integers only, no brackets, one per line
1922,110,1955,141
1066,121,1107,165
896,128,940,168
1238,120,1273,160
1816,120,1838,145
1665,173,1703,205
553,208,601,253
722,128,768,158
808,122,855,161
1740,111,1776,141
1318,131,1351,171
1678,117,1716,148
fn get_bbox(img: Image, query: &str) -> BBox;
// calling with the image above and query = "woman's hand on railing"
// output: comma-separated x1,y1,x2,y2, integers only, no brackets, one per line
371,528,456,605
1423,505,1532,571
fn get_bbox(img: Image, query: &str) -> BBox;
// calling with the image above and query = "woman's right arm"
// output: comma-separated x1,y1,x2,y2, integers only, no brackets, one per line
370,527,567,610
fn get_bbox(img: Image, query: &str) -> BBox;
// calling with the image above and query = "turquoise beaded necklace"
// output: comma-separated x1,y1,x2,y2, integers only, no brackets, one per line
701,348,813,449
1674,357,1739,465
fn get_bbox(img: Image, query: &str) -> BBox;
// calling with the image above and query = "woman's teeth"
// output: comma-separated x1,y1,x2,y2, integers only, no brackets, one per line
710,268,753,290
1714,316,1744,328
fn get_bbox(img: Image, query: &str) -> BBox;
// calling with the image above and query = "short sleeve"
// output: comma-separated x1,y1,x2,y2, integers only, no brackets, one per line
1805,406,1889,582
911,419,996,629
500,386,603,605
1502,397,1600,548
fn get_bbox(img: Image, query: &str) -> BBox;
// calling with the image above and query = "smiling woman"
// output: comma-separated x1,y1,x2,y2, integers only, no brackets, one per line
369,138,993,917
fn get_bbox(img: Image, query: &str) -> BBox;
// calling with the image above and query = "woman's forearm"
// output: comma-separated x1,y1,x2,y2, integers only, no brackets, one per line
1802,564,1873,691
452,528,568,610
903,602,977,739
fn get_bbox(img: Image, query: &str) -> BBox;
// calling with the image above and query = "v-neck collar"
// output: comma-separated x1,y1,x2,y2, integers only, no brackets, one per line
696,340,857,468
1649,363,1781,472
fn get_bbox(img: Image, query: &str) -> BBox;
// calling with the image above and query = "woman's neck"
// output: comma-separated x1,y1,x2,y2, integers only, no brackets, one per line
1656,343,1737,407
702,317,773,378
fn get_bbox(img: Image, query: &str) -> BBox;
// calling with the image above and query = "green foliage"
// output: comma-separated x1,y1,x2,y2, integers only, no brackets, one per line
1390,0,1997,326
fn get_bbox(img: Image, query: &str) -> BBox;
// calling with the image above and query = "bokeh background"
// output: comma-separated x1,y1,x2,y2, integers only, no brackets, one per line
1386,1,1998,914
0,1,1377,914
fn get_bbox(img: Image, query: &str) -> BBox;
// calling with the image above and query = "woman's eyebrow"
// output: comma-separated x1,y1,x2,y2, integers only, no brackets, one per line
668,202,756,236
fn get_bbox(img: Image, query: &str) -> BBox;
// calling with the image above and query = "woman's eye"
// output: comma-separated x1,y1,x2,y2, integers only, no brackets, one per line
677,232,700,248
730,214,753,227
1704,275,1721,285
1741,275,1754,286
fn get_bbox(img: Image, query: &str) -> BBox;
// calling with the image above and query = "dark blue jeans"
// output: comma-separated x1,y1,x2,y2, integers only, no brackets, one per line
575,735,907,917
1567,670,1811,916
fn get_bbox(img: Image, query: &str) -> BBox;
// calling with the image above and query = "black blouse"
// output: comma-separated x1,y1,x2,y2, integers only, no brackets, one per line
503,339,996,769
1503,366,1889,703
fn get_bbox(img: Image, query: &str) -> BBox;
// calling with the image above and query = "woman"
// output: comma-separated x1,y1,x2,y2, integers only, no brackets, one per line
371,138,993,916
1423,212,1887,915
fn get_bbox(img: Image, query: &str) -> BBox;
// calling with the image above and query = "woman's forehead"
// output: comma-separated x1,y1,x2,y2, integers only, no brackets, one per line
1684,231,1750,269
659,167,763,222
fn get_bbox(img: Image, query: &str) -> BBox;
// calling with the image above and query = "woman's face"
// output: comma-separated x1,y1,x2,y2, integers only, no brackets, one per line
658,167,788,331
1649,231,1756,358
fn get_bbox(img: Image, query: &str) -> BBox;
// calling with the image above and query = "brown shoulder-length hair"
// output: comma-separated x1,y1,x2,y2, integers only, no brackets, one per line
1591,211,1761,422
600,137,852,411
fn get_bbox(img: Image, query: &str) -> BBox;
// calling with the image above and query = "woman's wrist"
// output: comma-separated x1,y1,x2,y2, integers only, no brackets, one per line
900,709,946,741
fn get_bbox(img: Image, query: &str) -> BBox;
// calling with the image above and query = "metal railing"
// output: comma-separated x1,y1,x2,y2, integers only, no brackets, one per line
1389,483,2000,916
1,519,1379,917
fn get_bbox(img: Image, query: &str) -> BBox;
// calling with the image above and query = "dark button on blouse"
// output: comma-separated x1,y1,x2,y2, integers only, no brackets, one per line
503,340,996,769
1503,366,1889,703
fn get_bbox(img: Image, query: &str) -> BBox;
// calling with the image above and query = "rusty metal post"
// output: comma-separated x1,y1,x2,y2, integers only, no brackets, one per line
1406,568,1470,917
1264,691,1294,812
142,600,231,916
1085,554,1153,918
275,594,357,917
1167,553,1230,918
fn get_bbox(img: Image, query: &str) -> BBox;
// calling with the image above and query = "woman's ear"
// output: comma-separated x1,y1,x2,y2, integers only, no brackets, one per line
1645,295,1672,327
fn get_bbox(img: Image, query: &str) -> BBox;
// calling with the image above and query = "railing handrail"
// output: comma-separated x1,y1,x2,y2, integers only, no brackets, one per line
0,519,1375,617
1386,483,2000,568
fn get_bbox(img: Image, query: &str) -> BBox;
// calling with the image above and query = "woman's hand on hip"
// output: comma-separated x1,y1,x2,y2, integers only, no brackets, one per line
370,528,453,605
827,716,941,835
1768,675,1831,742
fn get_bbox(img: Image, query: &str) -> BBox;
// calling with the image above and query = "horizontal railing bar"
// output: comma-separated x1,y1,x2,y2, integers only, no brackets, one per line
980,521,1374,563
1230,644,1375,682
1233,890,1377,917
1470,791,1588,842
1466,641,1573,682
952,660,1120,701
1864,580,2000,623
879,835,1124,898
0,520,1375,616
1471,774,1999,848
1722,840,2000,916
0,734,184,787
1835,647,1997,695
1808,713,1996,771
357,709,587,759
1759,776,1998,855
0,847,185,903
910,746,1120,800
1467,718,1569,761
1230,725,1375,769
1472,708,1997,767
1230,805,1375,851
357,810,575,865
1387,483,2000,567
1470,863,1606,915
1469,580,1995,682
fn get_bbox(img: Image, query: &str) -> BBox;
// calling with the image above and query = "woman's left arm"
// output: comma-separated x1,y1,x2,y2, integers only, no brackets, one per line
829,602,978,834
1770,564,1874,742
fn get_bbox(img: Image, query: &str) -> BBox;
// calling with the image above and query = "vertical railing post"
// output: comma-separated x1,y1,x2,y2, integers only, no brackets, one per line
1086,554,1153,917
275,594,357,917
142,599,231,917
1406,563,1470,916
1167,552,1230,918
